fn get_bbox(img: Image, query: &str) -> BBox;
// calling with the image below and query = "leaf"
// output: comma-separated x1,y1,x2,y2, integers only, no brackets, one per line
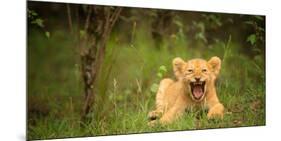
31,10,38,16
210,14,222,26
148,10,157,17
159,65,167,73
254,16,263,21
45,31,50,38
174,20,183,28
197,22,205,31
150,83,159,93
195,32,207,43
28,10,38,19
244,21,255,25
31,18,44,28
157,72,163,78
247,34,256,45
80,30,86,38
227,18,234,23
257,27,265,32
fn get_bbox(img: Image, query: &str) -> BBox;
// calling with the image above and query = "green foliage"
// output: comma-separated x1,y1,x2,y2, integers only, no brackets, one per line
150,65,168,93
193,21,207,43
202,14,222,28
223,35,232,61
173,19,183,28
28,10,38,17
45,31,50,38
254,16,264,21
158,65,167,78
28,9,45,28
31,18,44,28
247,34,256,45
79,30,86,38
150,83,159,93
195,32,207,43
244,15,265,55
28,9,50,38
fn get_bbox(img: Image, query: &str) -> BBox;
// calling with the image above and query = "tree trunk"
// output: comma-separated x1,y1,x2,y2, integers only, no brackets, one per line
75,6,122,122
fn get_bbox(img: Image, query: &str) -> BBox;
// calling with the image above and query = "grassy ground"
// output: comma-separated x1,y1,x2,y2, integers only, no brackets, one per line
27,24,265,140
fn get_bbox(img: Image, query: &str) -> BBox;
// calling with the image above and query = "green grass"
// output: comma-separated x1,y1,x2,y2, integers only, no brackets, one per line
27,25,265,140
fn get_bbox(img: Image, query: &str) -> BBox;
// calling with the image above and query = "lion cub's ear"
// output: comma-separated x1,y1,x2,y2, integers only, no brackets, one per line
173,57,185,80
208,56,221,76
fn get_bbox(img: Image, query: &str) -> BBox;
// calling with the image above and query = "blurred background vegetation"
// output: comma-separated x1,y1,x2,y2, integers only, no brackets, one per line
27,1,265,140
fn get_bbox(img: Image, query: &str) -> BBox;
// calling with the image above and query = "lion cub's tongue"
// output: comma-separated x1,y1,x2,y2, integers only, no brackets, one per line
193,85,203,99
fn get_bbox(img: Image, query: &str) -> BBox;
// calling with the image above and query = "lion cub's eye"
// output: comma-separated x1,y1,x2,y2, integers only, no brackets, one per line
187,69,193,73
202,69,207,72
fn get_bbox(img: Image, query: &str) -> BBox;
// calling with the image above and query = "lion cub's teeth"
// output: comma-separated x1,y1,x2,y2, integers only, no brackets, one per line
194,82,203,85
196,82,202,85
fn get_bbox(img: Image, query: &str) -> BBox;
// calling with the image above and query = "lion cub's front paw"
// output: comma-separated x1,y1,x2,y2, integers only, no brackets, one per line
207,110,224,119
207,104,224,119
159,116,173,125
148,111,161,121
148,120,158,127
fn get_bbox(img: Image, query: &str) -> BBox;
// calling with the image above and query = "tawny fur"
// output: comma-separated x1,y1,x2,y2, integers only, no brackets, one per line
148,56,224,125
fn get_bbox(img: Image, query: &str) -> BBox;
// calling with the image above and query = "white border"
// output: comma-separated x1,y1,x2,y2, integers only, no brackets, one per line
1,0,281,141
31,0,268,15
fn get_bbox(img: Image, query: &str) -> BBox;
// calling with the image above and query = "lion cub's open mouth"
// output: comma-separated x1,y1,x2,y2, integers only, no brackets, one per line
190,81,206,100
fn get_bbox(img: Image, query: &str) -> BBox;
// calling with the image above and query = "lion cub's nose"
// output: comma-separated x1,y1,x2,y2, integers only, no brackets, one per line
195,77,201,82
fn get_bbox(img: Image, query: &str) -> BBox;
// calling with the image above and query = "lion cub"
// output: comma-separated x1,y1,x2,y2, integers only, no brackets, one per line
148,56,224,125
